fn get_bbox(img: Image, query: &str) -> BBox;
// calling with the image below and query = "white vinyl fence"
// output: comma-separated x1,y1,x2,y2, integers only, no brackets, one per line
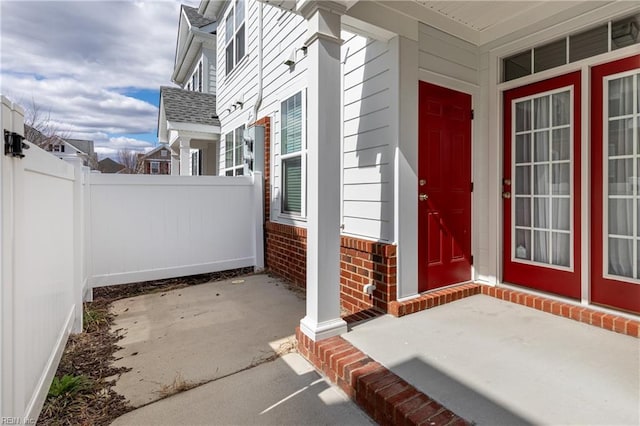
0,96,263,421
88,173,263,287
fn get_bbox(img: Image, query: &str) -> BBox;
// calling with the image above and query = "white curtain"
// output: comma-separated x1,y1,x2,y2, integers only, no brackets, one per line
514,92,572,266
607,75,636,278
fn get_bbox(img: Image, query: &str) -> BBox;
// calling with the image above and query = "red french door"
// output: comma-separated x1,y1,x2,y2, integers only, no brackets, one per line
503,72,582,298
591,55,640,314
418,81,472,292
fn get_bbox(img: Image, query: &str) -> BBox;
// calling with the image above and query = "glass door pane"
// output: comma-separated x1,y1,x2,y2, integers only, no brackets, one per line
606,72,640,280
513,89,572,267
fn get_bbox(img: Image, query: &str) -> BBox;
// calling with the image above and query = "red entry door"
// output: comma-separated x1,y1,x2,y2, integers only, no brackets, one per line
502,72,581,298
591,55,640,314
418,82,472,292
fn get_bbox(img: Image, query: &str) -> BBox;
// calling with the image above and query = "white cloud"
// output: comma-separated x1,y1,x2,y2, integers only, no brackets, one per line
94,136,155,160
0,0,201,148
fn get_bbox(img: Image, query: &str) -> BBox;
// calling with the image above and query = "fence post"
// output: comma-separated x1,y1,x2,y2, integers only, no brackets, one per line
83,169,93,302
65,157,85,333
0,96,23,417
253,172,265,271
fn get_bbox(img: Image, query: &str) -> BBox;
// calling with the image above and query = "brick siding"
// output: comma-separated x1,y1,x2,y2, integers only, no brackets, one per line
254,117,271,222
265,221,307,288
340,237,397,315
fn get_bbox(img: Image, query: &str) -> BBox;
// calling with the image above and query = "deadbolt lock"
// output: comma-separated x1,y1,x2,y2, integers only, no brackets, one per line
419,193,428,201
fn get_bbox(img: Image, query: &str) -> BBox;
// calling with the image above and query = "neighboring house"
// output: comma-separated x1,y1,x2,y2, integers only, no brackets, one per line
65,138,98,168
158,4,220,176
24,124,97,169
138,144,172,175
97,157,126,174
206,0,640,341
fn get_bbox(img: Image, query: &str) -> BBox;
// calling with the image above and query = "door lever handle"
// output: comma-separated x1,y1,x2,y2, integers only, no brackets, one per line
419,193,428,201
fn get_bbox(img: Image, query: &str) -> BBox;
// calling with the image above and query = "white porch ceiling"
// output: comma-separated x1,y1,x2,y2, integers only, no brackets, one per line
377,1,614,46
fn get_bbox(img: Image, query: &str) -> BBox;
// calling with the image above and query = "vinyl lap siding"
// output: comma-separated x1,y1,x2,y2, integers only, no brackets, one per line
418,23,479,85
341,32,394,242
259,6,308,222
217,0,260,174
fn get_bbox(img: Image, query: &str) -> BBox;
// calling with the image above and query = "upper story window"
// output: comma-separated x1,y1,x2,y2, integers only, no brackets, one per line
224,125,246,176
280,91,306,216
503,14,639,82
225,0,245,75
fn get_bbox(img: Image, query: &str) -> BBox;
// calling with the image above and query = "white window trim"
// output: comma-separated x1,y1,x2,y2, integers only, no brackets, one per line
223,124,246,176
150,161,160,175
224,0,247,77
602,68,640,285
510,85,575,273
275,88,307,222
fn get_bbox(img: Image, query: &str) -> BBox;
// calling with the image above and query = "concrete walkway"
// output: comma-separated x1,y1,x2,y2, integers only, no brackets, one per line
112,352,373,425
344,294,640,426
110,274,371,425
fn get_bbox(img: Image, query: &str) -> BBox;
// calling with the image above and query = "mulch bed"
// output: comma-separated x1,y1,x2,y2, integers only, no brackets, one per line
38,267,253,426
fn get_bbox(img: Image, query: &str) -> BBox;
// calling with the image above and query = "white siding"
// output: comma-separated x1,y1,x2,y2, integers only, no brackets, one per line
341,32,395,242
418,23,479,85
217,4,396,242
217,0,261,174
203,48,217,95
258,5,308,223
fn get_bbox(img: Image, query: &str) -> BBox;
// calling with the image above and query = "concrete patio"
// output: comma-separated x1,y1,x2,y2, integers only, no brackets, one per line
344,294,640,426
108,273,639,425
109,273,372,425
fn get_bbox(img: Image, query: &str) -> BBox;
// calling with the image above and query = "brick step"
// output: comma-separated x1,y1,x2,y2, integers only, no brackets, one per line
296,328,469,426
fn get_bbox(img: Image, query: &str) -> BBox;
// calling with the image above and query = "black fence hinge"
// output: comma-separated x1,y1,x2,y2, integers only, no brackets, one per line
4,130,29,158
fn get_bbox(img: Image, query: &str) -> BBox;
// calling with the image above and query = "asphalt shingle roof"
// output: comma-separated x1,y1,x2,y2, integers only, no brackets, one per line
160,86,220,127
182,5,215,29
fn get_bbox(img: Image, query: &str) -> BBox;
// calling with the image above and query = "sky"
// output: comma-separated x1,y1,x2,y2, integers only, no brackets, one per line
1,0,200,160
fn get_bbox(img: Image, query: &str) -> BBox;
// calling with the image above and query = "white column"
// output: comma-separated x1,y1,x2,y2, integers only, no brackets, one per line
171,153,180,176
179,138,191,176
298,1,347,341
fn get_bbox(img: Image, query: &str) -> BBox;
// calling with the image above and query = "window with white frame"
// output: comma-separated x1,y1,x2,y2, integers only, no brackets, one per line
605,71,640,280
224,125,245,176
190,149,201,175
225,0,245,75
280,91,305,216
503,14,639,82
150,161,160,174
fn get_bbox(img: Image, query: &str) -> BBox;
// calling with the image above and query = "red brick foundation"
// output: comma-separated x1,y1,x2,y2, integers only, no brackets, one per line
340,237,397,315
481,285,640,338
265,221,307,288
263,220,398,313
296,327,469,426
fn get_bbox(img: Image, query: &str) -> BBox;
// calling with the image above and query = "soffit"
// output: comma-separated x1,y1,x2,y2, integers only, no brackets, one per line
378,1,612,46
